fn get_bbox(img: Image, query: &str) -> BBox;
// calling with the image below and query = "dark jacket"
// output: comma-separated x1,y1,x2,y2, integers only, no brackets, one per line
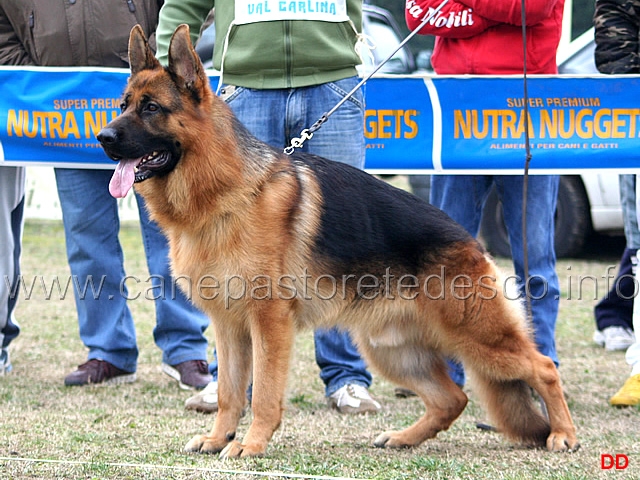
0,0,162,67
594,0,640,74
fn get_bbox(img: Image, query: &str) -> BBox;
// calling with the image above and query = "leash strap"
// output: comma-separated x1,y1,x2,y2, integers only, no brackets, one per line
520,0,533,322
284,0,450,155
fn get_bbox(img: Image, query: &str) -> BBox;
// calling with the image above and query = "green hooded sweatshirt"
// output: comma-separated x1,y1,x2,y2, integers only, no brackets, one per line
156,0,363,89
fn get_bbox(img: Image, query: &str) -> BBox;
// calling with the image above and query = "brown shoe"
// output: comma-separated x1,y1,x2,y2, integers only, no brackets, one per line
162,360,212,390
64,359,136,386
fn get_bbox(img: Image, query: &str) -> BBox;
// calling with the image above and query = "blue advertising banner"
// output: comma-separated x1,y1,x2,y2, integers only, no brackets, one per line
0,67,128,168
363,76,435,171
1,66,639,173
432,76,640,173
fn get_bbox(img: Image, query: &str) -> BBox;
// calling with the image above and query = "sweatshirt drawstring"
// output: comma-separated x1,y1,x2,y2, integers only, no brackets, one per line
216,20,237,95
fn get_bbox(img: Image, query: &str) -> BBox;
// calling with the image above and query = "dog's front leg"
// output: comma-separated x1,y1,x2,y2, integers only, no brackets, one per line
221,302,295,458
185,320,252,455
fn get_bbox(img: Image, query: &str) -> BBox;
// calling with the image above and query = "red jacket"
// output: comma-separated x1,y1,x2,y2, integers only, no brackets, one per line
405,0,565,74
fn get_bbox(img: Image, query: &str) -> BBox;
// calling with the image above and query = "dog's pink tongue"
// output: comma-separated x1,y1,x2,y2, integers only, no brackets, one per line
109,160,137,198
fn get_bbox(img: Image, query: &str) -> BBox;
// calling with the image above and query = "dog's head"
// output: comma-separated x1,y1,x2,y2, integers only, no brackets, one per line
98,24,212,198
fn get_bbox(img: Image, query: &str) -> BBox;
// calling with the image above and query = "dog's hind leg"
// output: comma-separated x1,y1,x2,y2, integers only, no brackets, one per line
466,344,579,452
185,321,252,455
220,301,296,458
357,341,468,448
456,304,579,452
524,352,579,452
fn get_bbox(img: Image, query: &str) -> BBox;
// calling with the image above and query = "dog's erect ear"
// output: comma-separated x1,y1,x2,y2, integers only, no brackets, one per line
129,24,161,75
168,24,209,96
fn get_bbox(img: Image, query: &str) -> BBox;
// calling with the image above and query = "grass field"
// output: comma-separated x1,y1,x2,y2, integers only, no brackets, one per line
1,217,640,480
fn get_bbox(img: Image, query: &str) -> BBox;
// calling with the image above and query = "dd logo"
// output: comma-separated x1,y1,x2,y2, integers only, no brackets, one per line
601,453,629,470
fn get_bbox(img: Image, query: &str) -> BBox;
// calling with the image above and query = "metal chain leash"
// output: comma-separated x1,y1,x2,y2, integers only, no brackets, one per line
284,0,450,155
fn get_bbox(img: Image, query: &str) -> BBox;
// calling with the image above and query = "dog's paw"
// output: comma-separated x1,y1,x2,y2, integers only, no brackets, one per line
373,431,412,449
184,434,208,453
220,440,266,458
546,431,580,452
184,434,228,454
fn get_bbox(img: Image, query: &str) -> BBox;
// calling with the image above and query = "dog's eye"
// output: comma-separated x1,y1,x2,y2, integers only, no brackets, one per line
145,102,160,113
119,102,126,112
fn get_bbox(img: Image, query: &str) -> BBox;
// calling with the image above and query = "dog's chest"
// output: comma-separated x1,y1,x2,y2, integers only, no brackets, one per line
171,227,244,275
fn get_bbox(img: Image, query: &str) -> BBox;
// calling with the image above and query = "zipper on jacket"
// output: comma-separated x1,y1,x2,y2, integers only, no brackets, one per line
285,21,292,88
126,0,136,12
28,12,34,28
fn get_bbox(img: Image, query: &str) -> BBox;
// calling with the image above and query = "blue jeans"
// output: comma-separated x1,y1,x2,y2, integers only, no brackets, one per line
54,168,210,372
431,175,560,385
208,77,372,395
620,174,640,249
0,166,25,349
594,175,640,332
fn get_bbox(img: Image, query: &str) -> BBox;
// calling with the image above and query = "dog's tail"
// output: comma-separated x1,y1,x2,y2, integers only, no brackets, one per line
472,375,550,447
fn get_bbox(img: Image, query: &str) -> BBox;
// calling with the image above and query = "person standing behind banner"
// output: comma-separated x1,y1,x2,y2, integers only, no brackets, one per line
591,0,640,355
0,166,24,375
594,0,640,406
406,0,564,387
156,0,381,415
0,1,213,389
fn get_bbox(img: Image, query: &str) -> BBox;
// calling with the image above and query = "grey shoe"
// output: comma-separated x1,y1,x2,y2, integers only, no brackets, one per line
185,381,219,413
394,387,417,398
328,384,381,414
0,348,12,375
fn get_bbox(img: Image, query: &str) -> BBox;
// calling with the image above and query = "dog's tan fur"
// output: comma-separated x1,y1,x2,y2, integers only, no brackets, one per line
98,24,579,458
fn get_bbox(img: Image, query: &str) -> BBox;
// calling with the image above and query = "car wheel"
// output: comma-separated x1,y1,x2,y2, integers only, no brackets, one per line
479,176,591,259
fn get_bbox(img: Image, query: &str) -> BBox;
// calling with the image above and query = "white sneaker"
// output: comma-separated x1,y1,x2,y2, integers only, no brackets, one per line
593,326,635,351
328,384,381,414
185,381,218,413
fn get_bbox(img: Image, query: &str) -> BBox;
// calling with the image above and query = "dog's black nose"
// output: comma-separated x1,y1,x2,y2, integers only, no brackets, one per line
97,127,118,145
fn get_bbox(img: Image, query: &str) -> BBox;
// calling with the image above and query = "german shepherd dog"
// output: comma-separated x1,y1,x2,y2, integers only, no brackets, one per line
98,25,579,458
